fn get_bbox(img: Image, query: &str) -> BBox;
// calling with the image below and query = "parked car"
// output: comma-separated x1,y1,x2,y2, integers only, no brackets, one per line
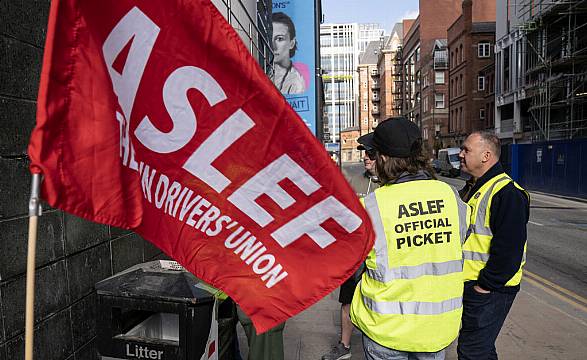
438,147,461,177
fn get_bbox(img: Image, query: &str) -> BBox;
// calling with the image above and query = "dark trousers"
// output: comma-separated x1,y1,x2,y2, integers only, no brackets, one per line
236,306,285,360
457,282,517,360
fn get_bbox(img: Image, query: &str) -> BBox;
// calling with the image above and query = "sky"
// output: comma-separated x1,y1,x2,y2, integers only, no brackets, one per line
322,0,419,33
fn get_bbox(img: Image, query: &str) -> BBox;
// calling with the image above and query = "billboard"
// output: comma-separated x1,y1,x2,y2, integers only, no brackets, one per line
271,0,317,135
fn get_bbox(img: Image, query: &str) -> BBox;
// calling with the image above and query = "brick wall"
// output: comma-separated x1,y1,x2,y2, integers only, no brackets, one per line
0,2,162,359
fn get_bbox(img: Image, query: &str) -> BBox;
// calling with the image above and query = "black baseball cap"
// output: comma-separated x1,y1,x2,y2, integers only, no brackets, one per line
358,117,422,158
357,134,374,152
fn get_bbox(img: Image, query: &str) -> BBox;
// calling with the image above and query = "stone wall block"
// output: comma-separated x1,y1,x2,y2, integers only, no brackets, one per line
1,260,68,338
108,226,132,240
0,158,30,219
0,97,36,156
0,36,42,100
0,210,64,281
75,338,98,360
0,0,49,47
64,214,109,256
5,309,73,360
111,233,146,275
143,237,162,261
66,243,111,302
70,293,97,351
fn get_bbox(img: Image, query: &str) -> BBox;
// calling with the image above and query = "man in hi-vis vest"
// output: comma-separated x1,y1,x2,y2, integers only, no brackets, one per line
350,117,471,360
456,131,529,360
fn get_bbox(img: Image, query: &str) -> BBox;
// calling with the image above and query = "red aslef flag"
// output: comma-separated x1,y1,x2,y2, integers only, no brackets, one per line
28,0,374,332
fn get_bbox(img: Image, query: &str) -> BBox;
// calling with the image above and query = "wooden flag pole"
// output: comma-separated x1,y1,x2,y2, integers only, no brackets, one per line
25,174,43,360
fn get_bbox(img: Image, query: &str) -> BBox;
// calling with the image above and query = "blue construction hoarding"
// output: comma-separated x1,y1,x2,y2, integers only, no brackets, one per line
503,139,587,199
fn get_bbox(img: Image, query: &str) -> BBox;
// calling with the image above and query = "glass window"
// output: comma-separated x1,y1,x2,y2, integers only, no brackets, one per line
435,93,445,108
478,42,491,58
478,76,486,91
435,71,445,84
480,108,486,120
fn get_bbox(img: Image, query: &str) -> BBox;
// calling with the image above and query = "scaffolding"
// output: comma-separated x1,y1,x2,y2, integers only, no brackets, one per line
519,0,587,141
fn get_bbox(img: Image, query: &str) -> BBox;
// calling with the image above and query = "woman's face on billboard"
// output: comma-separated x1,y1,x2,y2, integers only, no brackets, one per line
272,22,295,67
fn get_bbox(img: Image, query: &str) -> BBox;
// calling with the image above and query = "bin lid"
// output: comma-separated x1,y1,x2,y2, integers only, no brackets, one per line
95,261,215,304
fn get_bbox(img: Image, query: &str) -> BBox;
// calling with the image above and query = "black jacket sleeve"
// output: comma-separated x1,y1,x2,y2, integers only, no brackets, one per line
477,182,529,292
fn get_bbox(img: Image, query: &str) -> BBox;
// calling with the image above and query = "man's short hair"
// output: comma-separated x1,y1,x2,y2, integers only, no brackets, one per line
474,131,501,158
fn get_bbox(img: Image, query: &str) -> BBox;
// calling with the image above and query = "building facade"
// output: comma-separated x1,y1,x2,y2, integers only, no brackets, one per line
400,0,462,156
378,24,404,119
321,22,384,151
447,0,496,147
401,18,422,126
358,23,386,54
212,0,273,73
321,23,359,145
342,41,382,162
495,0,587,142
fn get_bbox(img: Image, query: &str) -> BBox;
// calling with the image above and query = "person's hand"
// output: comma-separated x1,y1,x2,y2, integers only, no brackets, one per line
473,285,490,294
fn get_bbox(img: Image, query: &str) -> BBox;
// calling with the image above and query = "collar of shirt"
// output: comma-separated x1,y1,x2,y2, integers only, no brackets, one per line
468,162,505,196
392,170,433,185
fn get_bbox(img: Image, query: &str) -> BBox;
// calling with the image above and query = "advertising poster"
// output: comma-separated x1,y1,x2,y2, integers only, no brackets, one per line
271,0,317,135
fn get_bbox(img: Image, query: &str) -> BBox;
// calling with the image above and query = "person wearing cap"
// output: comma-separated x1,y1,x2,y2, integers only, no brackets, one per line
322,137,379,360
456,131,529,360
350,117,471,360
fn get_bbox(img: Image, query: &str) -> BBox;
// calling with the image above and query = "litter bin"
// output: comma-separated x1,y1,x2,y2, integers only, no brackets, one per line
95,260,235,360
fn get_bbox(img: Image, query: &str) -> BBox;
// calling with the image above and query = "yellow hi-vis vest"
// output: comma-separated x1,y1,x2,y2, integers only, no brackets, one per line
463,173,529,286
350,180,471,352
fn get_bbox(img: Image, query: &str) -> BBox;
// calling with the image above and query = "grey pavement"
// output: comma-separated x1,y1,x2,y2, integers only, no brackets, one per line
237,275,587,359
238,163,587,359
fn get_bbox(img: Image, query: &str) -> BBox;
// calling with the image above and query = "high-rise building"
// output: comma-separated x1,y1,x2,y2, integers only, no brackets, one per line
320,23,385,147
358,23,386,54
320,23,360,144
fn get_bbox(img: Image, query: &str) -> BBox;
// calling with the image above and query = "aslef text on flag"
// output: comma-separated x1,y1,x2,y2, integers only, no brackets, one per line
28,0,375,332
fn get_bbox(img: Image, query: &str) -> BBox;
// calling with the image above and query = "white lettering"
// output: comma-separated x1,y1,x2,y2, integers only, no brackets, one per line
252,254,275,274
262,264,289,288
135,66,227,153
234,236,263,259
195,205,221,231
205,215,232,236
140,164,156,203
178,191,199,221
183,109,254,192
164,181,183,216
272,196,362,248
103,7,159,122
228,154,321,226
186,197,211,227
154,174,169,209
224,227,249,248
